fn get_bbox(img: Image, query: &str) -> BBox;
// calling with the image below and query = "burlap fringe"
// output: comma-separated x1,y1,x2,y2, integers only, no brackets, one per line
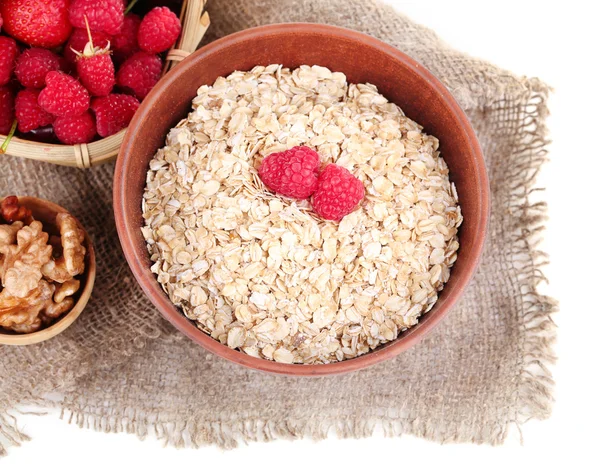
0,412,31,456
59,407,512,449
506,80,557,439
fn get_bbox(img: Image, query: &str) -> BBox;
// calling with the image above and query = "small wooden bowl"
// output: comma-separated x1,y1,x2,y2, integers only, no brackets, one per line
114,24,490,376
0,196,96,345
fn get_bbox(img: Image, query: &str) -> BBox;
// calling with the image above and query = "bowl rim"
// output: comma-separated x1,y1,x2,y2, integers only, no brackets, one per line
114,23,490,376
0,196,96,346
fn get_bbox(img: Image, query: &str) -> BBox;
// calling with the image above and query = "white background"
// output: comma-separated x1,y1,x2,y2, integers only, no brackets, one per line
4,1,599,464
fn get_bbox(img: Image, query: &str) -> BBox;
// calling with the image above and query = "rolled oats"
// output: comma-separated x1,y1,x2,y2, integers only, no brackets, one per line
142,65,462,364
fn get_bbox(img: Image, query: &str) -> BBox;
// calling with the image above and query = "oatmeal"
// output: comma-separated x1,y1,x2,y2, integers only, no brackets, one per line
142,64,462,364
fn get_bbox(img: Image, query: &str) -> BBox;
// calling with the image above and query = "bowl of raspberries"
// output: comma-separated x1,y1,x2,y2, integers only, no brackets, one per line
0,0,193,167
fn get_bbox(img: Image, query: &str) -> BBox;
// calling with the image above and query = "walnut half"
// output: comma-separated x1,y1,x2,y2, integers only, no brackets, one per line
41,213,86,283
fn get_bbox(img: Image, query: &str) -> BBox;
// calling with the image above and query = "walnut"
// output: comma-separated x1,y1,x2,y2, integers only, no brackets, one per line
0,222,23,252
0,222,24,276
41,213,86,283
54,279,80,303
44,297,74,319
1,196,33,224
0,280,55,333
1,221,52,298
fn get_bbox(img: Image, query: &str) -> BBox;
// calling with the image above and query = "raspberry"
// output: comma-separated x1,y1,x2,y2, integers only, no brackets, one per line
75,26,115,97
69,0,124,36
0,36,18,87
64,28,111,64
0,0,72,48
15,48,63,89
0,12,3,32
138,7,181,54
116,52,162,100
53,111,96,144
0,86,15,135
258,146,321,199
15,89,55,133
77,53,115,97
111,14,141,64
311,164,365,221
38,71,90,118
90,93,139,137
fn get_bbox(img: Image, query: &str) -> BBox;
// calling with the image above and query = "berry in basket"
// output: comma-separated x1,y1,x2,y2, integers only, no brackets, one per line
0,0,186,153
15,89,55,133
15,48,65,89
0,0,72,48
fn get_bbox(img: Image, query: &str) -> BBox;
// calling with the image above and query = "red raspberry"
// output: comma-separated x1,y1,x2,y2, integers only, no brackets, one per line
64,28,112,64
53,111,96,144
15,89,55,133
90,93,139,137
258,146,321,199
0,86,15,135
311,164,365,221
0,12,3,32
138,7,181,54
38,71,90,118
15,48,63,89
0,37,18,87
116,52,162,100
112,14,141,64
0,0,72,48
69,0,124,36
75,29,115,96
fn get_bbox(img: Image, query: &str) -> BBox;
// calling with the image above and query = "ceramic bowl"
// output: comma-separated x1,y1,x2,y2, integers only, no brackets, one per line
114,23,489,375
0,196,96,345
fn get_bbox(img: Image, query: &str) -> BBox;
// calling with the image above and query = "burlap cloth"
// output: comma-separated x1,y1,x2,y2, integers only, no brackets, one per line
0,0,557,454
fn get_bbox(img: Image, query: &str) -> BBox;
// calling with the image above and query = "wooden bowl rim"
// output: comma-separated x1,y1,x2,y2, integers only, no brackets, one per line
114,23,490,376
0,196,96,346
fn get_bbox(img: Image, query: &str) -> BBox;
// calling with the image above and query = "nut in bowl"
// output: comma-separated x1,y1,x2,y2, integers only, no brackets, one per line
115,23,489,376
0,196,95,345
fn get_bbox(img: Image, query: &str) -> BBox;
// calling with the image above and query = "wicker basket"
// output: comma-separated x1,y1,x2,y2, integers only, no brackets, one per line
0,0,210,169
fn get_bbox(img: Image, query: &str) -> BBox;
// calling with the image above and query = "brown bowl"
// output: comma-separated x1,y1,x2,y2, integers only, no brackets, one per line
114,23,489,376
0,196,96,345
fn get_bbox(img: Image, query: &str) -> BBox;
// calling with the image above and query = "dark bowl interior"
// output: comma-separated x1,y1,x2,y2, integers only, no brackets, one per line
114,23,489,376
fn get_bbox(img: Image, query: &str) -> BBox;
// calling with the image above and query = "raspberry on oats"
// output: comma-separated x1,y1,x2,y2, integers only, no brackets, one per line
311,164,365,221
259,145,320,200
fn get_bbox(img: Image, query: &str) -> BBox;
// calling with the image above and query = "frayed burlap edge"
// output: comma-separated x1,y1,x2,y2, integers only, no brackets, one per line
507,80,557,434
49,79,557,450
